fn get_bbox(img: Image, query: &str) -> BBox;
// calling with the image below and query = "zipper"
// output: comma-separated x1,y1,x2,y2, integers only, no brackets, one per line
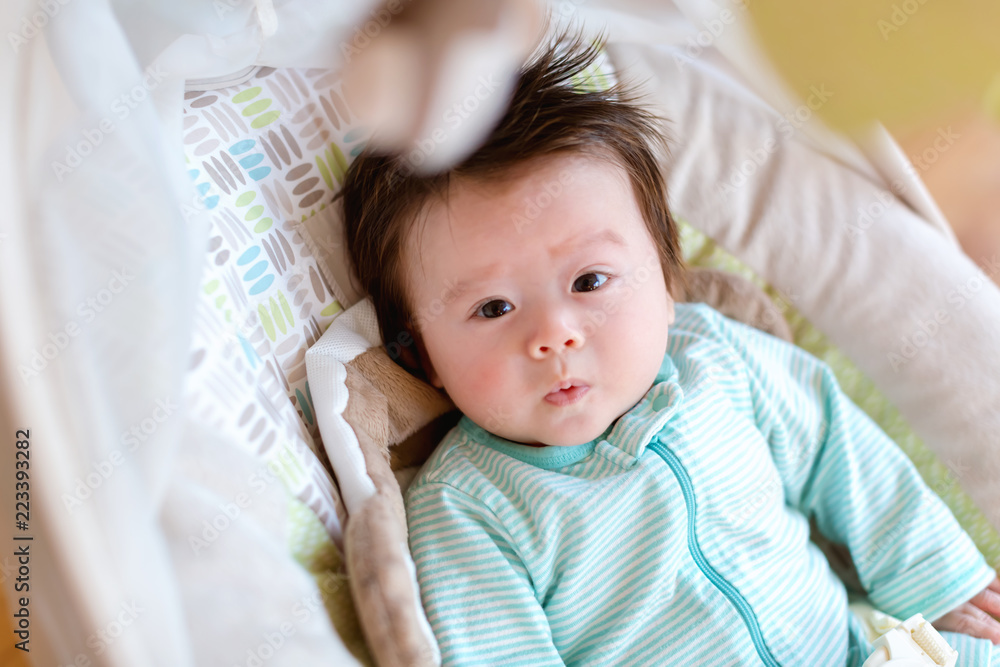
648,438,781,667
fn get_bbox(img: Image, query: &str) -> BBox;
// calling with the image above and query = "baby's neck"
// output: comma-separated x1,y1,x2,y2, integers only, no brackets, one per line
510,414,626,448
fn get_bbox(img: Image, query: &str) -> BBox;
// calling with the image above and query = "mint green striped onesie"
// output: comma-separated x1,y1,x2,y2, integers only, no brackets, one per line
405,303,997,666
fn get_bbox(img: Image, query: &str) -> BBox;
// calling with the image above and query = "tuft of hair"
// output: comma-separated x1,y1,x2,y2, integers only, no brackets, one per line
339,23,685,377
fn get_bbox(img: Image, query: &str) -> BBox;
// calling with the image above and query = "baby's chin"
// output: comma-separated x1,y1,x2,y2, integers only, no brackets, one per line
497,420,614,448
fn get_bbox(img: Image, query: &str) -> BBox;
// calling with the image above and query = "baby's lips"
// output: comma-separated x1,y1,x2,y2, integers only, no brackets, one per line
546,377,587,395
544,384,590,407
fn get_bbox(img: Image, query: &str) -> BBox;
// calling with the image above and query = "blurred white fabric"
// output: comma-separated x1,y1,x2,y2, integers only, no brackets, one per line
0,0,372,665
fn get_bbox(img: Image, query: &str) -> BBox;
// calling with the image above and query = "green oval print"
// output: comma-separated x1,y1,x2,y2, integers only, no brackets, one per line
232,87,262,103
250,111,281,128
242,99,272,117
244,205,264,221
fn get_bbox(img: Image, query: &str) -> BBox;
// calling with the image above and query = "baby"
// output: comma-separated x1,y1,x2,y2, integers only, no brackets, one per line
340,30,1000,666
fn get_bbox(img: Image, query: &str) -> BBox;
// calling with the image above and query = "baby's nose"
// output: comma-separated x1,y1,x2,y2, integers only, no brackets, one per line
528,318,585,359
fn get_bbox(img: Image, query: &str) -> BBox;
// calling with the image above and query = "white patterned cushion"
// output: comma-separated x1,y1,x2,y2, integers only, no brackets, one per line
182,67,369,546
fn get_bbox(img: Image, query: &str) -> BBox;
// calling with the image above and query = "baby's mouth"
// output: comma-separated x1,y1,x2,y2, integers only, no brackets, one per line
544,380,590,406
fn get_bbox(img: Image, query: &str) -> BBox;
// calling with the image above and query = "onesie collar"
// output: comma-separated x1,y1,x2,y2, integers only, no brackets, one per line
605,352,685,460
459,418,601,470
458,353,684,469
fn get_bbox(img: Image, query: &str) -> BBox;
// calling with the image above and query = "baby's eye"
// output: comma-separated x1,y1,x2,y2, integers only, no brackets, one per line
573,273,609,292
476,299,513,319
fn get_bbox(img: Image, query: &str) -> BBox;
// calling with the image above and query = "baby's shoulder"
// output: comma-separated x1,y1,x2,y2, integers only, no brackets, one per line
672,301,753,343
670,302,792,363
666,302,808,395
404,424,497,506
668,303,753,366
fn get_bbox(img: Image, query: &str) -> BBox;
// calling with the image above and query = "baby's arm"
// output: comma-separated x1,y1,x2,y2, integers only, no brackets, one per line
406,481,565,666
699,306,997,625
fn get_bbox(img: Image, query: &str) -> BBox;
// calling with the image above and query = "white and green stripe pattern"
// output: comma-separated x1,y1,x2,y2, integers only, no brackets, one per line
406,303,997,666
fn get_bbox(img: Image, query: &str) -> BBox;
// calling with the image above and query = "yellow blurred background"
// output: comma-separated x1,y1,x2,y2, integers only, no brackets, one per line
748,0,1000,281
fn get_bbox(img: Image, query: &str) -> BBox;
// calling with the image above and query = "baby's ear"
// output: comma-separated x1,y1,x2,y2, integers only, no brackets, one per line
666,292,676,325
412,331,443,388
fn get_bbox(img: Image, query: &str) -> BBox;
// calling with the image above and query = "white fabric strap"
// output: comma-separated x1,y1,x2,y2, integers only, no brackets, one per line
305,299,382,515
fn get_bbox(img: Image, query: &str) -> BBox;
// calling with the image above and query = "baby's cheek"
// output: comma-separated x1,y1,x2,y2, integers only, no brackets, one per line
451,355,513,416
463,355,508,399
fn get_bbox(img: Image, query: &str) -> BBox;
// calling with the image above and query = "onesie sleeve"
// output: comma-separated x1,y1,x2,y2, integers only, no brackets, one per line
406,481,566,666
697,305,996,623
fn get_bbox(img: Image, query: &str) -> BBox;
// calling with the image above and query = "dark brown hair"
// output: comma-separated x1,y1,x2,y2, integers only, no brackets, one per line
339,26,685,375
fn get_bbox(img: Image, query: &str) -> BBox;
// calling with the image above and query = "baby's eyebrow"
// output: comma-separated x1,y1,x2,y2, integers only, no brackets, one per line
454,228,628,292
553,228,628,258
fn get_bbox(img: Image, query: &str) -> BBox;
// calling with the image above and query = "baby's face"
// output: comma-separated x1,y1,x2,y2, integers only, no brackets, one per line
403,154,674,446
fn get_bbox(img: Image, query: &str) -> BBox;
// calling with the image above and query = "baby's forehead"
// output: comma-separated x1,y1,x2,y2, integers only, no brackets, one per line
404,157,646,269
416,154,630,237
